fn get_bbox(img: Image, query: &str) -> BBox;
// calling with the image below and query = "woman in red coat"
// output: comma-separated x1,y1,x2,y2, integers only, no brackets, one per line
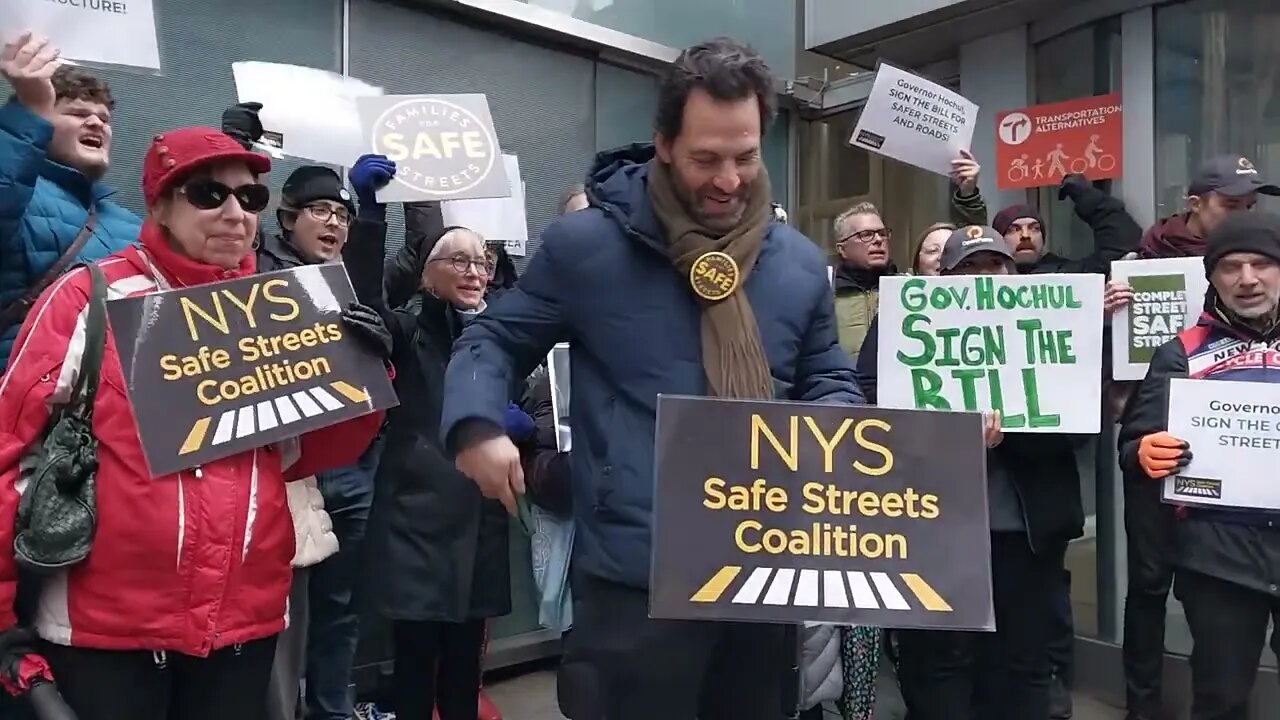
0,127,388,720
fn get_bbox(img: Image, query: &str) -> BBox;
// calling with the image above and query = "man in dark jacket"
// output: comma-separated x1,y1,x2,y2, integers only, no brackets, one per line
1119,211,1280,720
223,97,396,720
1103,155,1277,720
856,226,1085,720
441,38,862,718
993,173,1140,275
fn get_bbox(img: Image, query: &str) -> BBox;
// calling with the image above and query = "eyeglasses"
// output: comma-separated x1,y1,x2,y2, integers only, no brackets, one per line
840,227,893,244
180,179,271,213
304,204,351,228
429,256,497,276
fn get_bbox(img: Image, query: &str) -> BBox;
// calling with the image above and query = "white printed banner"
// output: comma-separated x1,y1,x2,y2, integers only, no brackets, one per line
3,0,160,70
232,62,384,168
1111,257,1208,381
441,155,530,257
877,274,1104,433
548,343,571,453
849,63,979,176
1164,378,1280,510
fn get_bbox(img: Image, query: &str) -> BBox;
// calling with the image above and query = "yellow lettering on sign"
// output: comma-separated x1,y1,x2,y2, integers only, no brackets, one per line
750,414,897,476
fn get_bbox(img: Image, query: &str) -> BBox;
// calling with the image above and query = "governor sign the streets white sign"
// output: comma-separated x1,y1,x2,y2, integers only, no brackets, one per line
877,274,1104,434
1165,378,1280,511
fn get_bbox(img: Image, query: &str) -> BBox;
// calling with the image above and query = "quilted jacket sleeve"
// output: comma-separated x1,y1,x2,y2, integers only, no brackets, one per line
0,101,53,271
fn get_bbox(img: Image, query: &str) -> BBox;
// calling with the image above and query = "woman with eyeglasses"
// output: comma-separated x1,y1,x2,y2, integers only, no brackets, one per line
343,171,515,720
0,127,389,720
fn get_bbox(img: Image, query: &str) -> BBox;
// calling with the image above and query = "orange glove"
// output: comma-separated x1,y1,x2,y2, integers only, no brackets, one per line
1138,432,1191,479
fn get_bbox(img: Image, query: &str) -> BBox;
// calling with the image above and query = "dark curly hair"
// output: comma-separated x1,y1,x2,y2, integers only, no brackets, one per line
654,37,774,141
51,65,115,111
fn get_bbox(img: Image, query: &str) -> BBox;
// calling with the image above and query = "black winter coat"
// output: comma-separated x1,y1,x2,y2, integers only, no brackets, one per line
857,317,1086,551
345,207,512,622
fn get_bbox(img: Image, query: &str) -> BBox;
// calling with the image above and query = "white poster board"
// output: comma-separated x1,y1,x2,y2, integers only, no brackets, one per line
1164,378,1280,510
3,0,160,70
547,343,571,453
877,274,1104,433
441,155,530,257
232,62,383,168
849,63,979,176
1110,257,1208,381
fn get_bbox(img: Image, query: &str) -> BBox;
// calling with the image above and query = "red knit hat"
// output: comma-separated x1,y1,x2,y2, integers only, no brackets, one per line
142,127,272,206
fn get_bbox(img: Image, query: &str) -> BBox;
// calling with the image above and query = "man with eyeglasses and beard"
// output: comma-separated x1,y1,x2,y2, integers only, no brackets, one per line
221,100,401,720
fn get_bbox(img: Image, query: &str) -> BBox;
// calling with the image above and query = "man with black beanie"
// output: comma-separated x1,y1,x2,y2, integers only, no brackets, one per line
1119,211,1280,720
221,101,398,720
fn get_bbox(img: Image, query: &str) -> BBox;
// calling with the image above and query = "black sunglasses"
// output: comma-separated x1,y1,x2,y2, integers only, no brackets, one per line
180,179,271,213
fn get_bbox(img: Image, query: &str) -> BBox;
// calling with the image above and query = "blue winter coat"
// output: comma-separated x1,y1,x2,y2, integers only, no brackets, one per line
440,144,863,589
0,100,140,368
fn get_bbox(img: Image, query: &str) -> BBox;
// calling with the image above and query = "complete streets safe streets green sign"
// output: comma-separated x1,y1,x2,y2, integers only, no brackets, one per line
649,396,994,631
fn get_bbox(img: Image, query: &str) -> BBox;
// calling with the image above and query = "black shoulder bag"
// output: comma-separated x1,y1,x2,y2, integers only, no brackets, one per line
13,263,108,572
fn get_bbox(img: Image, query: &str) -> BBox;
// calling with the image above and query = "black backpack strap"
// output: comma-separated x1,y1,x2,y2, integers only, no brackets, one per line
67,263,108,421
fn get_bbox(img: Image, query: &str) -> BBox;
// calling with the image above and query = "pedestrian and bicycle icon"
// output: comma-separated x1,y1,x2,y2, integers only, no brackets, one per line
1006,132,1116,184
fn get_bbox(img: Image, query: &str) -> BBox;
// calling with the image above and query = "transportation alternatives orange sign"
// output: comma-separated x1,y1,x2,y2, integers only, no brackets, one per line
995,93,1123,190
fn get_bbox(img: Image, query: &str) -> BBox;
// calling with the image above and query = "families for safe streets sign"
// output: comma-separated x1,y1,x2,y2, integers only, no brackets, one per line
358,94,511,204
1110,257,1209,381
849,63,979,177
1165,379,1280,511
107,265,399,477
650,396,994,631
877,274,1104,434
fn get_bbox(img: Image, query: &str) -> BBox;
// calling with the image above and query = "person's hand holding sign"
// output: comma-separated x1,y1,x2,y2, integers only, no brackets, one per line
340,302,392,359
950,149,981,196
348,154,397,208
1137,431,1192,479
1103,253,1138,316
982,410,1003,448
1,32,61,119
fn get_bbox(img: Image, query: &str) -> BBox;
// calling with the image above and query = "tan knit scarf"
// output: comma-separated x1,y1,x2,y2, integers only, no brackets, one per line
646,158,774,399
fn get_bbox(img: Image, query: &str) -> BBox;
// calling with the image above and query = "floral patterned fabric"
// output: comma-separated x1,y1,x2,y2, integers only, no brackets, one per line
836,625,882,720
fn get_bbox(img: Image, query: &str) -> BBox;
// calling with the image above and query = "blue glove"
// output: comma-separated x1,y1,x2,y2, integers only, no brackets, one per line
504,404,536,441
348,154,397,206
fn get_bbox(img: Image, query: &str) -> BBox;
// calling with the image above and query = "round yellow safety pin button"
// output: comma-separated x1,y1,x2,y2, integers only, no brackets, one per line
689,251,740,302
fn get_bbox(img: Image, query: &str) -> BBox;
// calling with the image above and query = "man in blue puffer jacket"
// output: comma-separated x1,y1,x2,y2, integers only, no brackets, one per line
0,32,140,369
442,37,862,720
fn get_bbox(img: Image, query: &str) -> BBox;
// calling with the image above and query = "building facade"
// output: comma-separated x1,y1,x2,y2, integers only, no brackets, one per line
803,0,1280,712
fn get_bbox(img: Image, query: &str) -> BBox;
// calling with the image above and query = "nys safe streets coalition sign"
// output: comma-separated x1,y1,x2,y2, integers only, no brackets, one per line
649,396,994,631
107,265,398,477
358,94,511,204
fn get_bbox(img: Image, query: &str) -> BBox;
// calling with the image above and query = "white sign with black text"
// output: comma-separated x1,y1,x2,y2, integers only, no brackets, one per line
3,0,160,70
1165,378,1280,510
849,63,979,176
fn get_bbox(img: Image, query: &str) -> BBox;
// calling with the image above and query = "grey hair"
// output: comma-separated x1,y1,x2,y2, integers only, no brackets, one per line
833,201,881,238
426,227,486,264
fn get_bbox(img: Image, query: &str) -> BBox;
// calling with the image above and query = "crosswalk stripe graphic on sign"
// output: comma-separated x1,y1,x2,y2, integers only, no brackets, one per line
690,566,953,613
177,381,374,456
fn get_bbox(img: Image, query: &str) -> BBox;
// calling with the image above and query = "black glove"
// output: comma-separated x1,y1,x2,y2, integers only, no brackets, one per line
341,302,392,359
221,101,264,150
1058,172,1092,201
